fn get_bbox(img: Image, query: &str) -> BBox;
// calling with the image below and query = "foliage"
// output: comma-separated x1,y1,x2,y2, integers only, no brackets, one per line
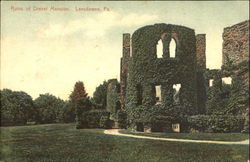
188,115,245,133
206,71,226,114
187,115,210,132
126,104,188,132
79,110,110,128
226,77,249,114
92,80,108,109
75,97,92,129
99,114,111,129
206,60,249,115
69,81,91,129
69,81,88,111
117,110,127,129
60,101,75,123
0,89,35,126
208,115,245,133
126,24,198,128
206,83,231,115
242,108,249,133
34,93,65,124
106,79,120,119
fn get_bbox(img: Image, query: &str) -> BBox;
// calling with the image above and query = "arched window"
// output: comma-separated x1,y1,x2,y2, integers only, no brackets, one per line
169,38,176,58
156,39,163,58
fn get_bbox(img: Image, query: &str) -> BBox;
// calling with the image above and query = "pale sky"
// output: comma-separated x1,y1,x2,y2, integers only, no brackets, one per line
1,1,249,100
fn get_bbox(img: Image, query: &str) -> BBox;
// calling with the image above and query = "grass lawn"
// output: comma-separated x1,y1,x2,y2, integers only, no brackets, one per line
119,130,249,141
0,123,249,162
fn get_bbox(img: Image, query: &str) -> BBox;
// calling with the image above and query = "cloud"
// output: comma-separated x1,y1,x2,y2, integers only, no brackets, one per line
37,11,159,38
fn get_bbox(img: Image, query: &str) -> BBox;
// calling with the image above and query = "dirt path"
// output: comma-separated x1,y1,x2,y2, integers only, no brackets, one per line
104,129,249,145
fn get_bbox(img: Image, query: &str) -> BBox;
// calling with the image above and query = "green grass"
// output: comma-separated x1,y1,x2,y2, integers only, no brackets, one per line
0,123,249,162
119,130,249,142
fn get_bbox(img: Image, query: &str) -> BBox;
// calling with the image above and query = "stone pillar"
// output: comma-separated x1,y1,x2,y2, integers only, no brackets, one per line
196,34,207,114
196,34,206,71
120,33,130,109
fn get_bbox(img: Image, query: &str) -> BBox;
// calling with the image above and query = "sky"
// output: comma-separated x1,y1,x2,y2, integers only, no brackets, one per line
1,1,249,100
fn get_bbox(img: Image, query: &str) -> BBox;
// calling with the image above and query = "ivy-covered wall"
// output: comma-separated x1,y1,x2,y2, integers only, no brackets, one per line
125,24,198,126
106,79,121,119
196,34,207,114
120,34,131,109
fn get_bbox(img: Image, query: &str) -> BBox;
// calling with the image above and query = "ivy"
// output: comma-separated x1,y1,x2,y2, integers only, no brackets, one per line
106,79,121,119
125,23,198,128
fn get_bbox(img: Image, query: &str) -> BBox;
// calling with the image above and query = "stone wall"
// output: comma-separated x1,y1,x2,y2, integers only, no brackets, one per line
222,20,249,65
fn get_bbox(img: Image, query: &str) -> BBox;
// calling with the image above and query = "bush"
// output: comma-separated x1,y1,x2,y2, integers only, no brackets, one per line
117,110,127,129
150,116,172,132
99,115,111,129
208,115,245,133
78,110,110,129
188,115,245,133
126,104,189,131
188,115,209,132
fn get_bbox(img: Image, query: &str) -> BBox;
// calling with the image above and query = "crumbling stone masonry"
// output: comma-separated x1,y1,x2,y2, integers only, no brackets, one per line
124,24,198,115
196,34,206,70
222,20,249,86
196,34,207,114
222,20,249,66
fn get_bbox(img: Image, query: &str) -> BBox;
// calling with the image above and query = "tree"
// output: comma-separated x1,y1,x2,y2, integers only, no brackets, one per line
0,89,35,126
60,101,75,123
69,81,88,110
69,81,91,128
206,71,230,115
34,93,65,124
92,81,108,109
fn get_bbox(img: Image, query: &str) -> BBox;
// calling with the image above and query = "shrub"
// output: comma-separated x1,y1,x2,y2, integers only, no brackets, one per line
117,110,127,129
188,115,245,133
79,110,110,129
208,115,245,133
188,115,209,132
99,115,111,129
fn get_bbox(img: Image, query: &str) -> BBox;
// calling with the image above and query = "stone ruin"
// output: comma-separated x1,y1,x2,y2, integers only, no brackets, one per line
106,20,249,131
120,24,206,115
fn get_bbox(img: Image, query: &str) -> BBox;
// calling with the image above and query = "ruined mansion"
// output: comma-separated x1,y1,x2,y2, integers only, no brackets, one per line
106,20,249,131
